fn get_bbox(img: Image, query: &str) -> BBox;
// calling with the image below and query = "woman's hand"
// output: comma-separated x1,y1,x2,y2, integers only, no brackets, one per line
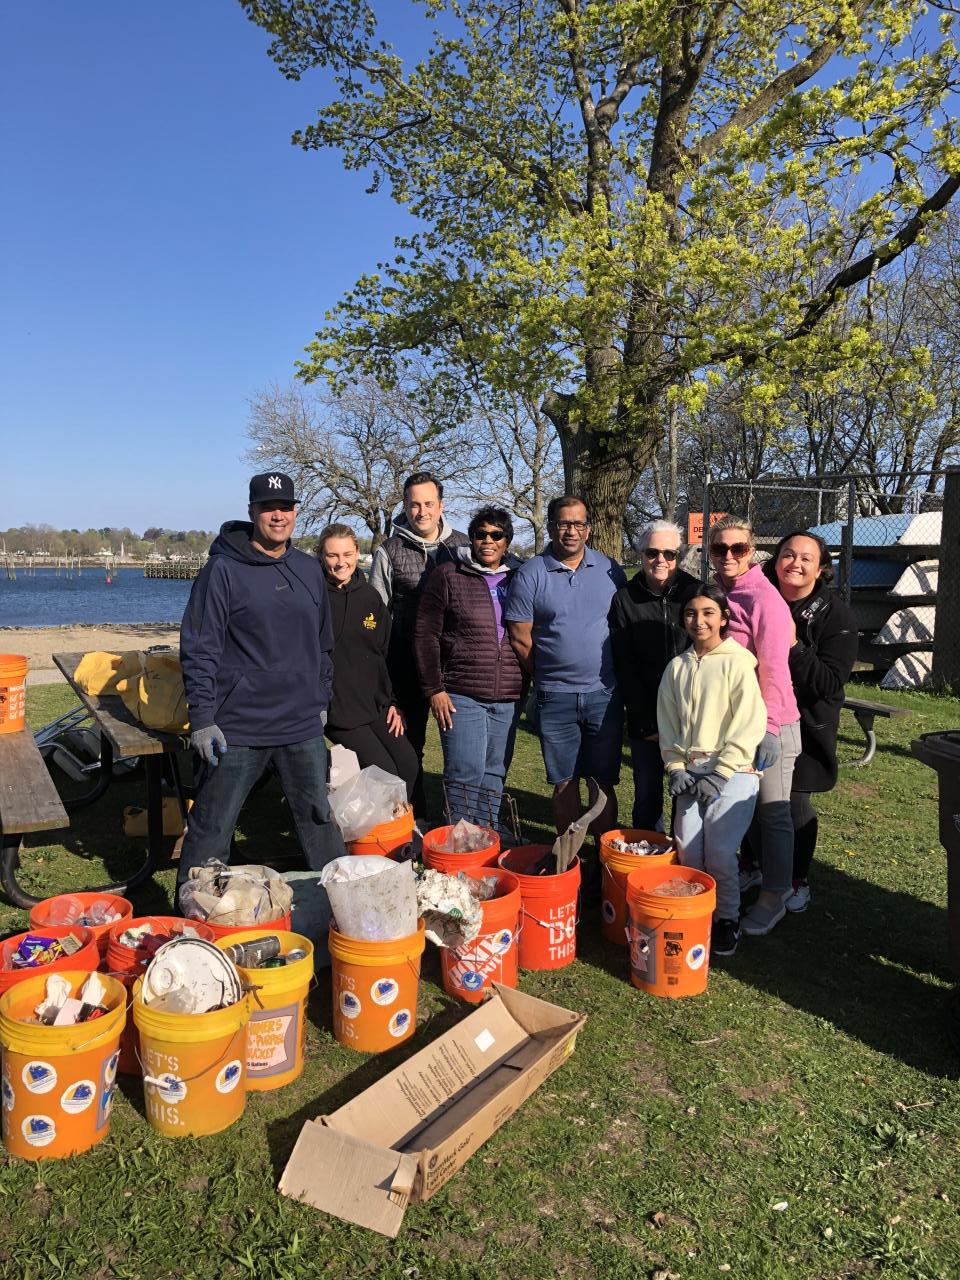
386,705,405,737
430,692,457,731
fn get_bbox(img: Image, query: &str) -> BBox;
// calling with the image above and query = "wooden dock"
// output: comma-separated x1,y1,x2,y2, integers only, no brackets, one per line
143,558,205,580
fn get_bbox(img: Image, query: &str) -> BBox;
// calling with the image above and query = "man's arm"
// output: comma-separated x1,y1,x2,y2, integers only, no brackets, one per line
180,560,229,732
508,620,535,676
368,546,393,607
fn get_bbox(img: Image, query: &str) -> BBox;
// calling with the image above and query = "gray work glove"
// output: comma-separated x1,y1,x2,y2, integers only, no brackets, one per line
321,710,328,729
668,769,697,798
754,731,781,771
695,772,726,803
191,724,228,767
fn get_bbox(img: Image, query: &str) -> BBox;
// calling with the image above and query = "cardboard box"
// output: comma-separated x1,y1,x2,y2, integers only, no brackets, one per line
278,984,586,1237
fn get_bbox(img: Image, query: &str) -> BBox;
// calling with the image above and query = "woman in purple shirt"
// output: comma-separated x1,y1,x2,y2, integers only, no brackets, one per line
414,506,525,827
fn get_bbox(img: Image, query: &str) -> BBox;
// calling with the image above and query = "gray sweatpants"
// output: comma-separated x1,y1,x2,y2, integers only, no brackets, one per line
754,720,801,896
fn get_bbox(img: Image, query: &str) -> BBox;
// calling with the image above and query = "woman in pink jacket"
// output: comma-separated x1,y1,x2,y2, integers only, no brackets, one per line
709,515,801,936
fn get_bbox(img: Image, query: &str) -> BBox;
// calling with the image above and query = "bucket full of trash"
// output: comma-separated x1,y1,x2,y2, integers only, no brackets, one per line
214,929,314,1091
0,969,126,1159
625,865,716,999
133,937,250,1137
320,856,418,943
347,808,415,859
439,871,521,1004
0,925,100,998
599,830,676,947
178,861,294,943
30,893,133,959
422,820,501,875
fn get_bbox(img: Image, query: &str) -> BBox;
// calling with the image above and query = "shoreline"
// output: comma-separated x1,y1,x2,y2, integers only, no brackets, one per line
3,623,181,685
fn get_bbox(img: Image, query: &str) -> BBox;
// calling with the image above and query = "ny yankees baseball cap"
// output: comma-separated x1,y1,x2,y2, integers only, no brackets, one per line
248,472,299,505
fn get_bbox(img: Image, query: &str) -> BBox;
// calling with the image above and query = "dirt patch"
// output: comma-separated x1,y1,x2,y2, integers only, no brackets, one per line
844,780,879,799
733,1078,792,1102
629,1039,683,1104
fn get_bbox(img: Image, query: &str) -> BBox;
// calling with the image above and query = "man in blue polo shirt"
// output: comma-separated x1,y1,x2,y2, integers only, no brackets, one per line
505,495,627,895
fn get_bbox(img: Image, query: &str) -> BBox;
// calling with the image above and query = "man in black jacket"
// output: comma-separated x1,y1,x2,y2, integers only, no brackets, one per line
609,520,698,830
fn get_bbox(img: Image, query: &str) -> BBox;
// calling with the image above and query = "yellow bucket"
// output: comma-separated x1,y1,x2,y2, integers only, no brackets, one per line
0,970,126,1160
132,978,250,1138
214,929,313,1091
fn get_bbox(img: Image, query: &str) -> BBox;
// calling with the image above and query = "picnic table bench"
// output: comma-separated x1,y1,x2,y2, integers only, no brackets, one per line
841,695,909,768
0,725,71,902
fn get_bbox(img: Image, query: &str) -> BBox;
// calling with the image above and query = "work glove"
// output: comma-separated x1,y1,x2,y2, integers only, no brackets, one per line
695,772,726,803
321,710,328,729
668,769,697,798
191,724,228,767
754,731,781,771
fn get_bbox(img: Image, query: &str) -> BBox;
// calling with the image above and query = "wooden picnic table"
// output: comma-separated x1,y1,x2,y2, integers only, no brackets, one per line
0,724,71,904
841,694,910,768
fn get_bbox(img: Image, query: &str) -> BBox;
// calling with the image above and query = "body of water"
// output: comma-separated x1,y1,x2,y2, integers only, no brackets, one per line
0,567,194,628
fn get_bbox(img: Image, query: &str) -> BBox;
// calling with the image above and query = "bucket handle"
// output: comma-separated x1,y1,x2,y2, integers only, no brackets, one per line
136,1012,247,1087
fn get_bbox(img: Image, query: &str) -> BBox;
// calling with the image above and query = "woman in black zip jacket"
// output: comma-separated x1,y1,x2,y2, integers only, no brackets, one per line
763,531,858,912
316,524,418,800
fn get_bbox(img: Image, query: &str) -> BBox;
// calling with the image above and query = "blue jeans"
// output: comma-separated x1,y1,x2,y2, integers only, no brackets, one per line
629,736,665,830
441,693,520,827
535,687,623,785
177,734,346,892
674,771,759,920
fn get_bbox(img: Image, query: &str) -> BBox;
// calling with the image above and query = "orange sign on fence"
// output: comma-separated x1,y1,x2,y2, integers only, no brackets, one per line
686,512,727,544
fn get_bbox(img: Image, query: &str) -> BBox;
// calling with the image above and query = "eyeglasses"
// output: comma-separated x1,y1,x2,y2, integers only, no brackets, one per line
474,529,506,542
643,548,678,562
550,520,589,532
710,541,751,558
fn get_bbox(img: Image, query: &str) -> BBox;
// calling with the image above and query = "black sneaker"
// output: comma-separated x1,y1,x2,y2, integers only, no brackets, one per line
711,918,741,958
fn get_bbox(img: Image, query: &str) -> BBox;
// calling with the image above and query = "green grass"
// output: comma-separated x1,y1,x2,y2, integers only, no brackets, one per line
2,682,960,1279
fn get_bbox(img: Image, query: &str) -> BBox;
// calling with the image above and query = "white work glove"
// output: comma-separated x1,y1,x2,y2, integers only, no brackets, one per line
191,724,228,767
754,731,781,771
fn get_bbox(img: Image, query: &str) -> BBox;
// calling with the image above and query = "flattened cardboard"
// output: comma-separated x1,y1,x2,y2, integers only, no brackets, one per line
279,984,585,1236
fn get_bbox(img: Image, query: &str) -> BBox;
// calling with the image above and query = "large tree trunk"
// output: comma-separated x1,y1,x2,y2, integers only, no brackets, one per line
554,419,661,556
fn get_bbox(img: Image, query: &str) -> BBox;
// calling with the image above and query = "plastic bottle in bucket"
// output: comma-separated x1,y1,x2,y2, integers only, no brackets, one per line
625,865,717,998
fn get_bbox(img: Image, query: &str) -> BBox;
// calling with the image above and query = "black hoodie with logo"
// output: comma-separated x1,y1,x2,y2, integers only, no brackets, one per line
180,521,334,746
325,569,395,731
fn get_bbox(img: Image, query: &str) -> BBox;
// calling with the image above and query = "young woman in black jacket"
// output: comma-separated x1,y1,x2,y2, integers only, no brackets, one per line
317,524,418,800
764,531,858,912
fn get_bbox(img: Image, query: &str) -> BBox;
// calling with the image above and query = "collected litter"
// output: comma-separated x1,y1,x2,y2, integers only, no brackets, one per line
459,871,498,901
415,868,482,948
328,765,410,844
532,782,608,875
116,921,200,957
140,937,243,1014
608,837,676,857
32,971,108,1025
10,932,84,969
222,936,308,970
653,877,707,897
34,896,122,927
179,861,293,927
320,855,418,942
432,819,492,854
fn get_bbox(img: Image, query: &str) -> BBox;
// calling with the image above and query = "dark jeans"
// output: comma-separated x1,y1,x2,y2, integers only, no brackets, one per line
387,646,429,816
791,790,818,881
629,736,665,830
326,714,419,802
177,734,346,893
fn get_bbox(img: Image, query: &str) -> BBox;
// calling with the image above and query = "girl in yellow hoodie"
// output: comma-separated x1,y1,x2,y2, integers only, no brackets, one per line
657,583,767,957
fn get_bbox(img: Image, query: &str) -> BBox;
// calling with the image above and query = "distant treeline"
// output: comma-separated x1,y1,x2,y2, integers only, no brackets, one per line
1,525,216,560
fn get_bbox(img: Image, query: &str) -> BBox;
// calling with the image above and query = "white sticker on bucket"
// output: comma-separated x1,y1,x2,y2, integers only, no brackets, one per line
21,1114,56,1147
22,1061,57,1095
474,1028,496,1053
686,944,707,971
339,991,362,1019
491,929,513,955
103,1050,120,1089
388,1009,412,1039
1,1076,14,1112
60,1080,96,1115
150,1074,188,1105
370,977,399,1006
215,1060,243,1094
460,971,484,992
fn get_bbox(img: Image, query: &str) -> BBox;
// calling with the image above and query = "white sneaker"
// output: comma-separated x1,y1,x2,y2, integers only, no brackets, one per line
738,864,762,894
785,881,811,913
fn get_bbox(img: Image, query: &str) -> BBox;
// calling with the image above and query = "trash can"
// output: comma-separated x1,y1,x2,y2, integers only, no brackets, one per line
911,731,960,977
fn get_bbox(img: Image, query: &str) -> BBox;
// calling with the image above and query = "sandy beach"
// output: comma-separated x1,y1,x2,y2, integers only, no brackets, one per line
3,624,181,685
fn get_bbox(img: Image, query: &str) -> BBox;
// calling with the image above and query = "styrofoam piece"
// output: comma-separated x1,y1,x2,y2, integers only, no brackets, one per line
875,607,936,645
891,560,939,597
880,651,934,690
142,937,242,1011
329,744,361,790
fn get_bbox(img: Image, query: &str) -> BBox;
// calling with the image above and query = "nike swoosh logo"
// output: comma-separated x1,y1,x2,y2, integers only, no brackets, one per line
275,583,290,591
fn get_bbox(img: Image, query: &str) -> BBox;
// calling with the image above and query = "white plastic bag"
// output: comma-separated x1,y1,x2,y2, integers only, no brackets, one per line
328,766,408,843
319,855,418,942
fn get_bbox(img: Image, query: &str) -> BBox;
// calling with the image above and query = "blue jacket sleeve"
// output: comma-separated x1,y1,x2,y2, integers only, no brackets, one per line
317,579,335,712
180,560,230,732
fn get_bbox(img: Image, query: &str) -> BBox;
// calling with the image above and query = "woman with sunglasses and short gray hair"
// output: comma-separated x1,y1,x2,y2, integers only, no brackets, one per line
610,520,698,831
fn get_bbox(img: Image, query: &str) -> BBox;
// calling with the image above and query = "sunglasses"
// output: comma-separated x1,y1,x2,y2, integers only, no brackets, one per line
710,541,751,558
474,529,507,542
643,548,678,562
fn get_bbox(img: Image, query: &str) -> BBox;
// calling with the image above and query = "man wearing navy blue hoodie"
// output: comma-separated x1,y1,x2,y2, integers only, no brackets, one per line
177,472,346,894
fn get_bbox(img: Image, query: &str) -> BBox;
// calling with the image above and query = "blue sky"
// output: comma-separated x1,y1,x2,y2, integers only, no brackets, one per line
0,2,407,533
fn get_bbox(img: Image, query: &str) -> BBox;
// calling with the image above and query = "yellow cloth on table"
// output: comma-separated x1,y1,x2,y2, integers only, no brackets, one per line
115,651,190,734
73,651,141,696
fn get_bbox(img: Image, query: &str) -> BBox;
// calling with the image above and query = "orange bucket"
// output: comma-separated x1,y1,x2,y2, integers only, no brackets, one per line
0,969,126,1160
440,871,520,1003
133,976,250,1138
0,655,27,735
105,916,215,1075
329,920,425,1052
31,893,134,959
498,845,581,971
422,824,500,874
625,865,717,999
214,928,314,1091
347,808,415,858
599,830,676,947
201,911,291,945
0,925,100,998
